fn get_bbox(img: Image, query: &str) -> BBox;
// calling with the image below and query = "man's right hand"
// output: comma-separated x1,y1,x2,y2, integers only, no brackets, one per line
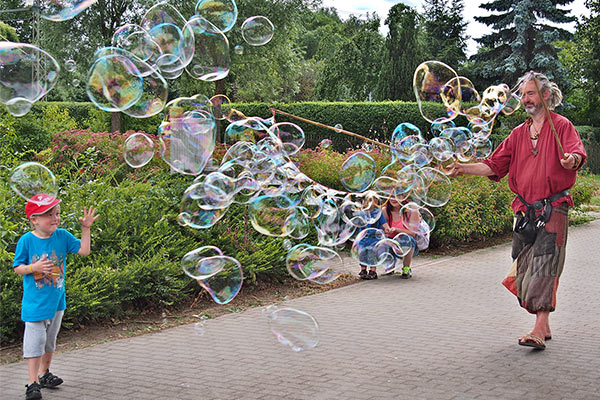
447,161,464,177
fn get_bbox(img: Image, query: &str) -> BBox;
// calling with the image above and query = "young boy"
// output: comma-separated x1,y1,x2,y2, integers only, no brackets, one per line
13,193,99,400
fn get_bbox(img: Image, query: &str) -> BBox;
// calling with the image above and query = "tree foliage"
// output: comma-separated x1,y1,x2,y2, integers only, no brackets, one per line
422,0,468,68
472,0,575,89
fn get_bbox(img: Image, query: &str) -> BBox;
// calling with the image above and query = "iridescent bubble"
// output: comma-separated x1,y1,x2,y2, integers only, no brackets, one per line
179,181,228,228
86,54,144,112
123,132,155,168
112,24,161,64
181,245,224,279
314,197,355,247
241,16,275,46
429,137,455,163
248,194,295,237
38,0,97,21
71,79,80,87
333,124,343,132
209,94,232,120
282,239,292,250
224,118,270,145
0,42,60,112
400,202,436,234
412,167,452,207
270,122,305,156
442,76,481,118
392,122,422,144
197,255,243,304
64,59,76,72
185,16,231,81
159,96,216,175
413,60,460,123
264,306,319,352
195,0,238,33
361,142,373,152
351,228,386,267
286,207,311,240
392,135,427,162
319,139,332,149
233,45,244,55
286,245,343,283
339,152,376,193
471,137,493,160
392,232,416,256
10,162,58,204
430,118,456,136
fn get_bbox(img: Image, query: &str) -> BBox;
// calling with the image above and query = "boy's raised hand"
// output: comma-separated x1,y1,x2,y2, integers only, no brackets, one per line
79,206,100,228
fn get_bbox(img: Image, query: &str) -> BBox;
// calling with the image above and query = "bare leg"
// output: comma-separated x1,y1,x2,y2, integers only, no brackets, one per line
27,357,41,383
403,250,414,267
520,311,551,341
39,352,53,376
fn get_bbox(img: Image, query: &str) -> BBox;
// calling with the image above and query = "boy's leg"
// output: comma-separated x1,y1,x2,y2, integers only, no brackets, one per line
27,357,42,383
38,311,64,388
23,321,47,383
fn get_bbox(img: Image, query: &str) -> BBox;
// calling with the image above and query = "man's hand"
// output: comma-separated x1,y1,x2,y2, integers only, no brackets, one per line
560,153,578,170
79,206,100,228
447,161,464,177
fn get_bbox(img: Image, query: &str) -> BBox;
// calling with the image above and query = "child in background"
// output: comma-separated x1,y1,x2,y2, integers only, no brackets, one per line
382,196,420,279
13,194,99,400
357,204,386,280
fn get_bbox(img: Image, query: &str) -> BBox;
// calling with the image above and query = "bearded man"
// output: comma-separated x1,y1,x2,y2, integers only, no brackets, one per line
449,72,587,350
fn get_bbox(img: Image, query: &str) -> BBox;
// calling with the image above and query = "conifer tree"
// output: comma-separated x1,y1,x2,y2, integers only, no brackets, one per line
422,0,468,68
472,0,575,88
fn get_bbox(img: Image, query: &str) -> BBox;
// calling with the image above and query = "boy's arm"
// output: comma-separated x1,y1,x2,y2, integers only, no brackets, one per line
14,257,53,276
78,206,99,256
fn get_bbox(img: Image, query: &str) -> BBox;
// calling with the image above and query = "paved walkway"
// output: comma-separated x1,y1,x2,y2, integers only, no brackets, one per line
2,221,600,400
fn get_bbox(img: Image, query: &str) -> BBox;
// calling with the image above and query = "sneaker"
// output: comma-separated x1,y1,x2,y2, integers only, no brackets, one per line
358,269,369,279
39,370,63,388
367,270,378,280
25,382,42,400
401,266,412,279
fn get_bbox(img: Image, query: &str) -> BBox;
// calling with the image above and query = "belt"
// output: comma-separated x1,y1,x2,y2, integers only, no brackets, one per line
516,189,569,227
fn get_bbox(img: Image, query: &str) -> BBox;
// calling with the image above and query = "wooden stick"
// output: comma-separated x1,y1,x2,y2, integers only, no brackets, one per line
270,108,391,149
531,74,566,159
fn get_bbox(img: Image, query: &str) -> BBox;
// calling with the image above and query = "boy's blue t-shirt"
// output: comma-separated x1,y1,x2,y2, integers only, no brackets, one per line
13,229,81,322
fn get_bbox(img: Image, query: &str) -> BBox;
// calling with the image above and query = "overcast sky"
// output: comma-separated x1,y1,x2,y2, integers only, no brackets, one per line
320,0,591,56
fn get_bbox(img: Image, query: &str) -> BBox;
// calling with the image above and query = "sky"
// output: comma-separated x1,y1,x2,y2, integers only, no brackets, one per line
320,0,591,56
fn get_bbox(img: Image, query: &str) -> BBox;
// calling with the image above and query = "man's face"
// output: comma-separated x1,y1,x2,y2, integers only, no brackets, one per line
521,81,548,115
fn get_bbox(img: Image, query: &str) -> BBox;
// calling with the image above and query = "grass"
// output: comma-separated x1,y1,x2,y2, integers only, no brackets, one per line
591,174,600,206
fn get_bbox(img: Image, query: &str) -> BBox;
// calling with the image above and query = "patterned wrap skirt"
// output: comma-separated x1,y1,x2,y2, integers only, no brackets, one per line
502,204,569,313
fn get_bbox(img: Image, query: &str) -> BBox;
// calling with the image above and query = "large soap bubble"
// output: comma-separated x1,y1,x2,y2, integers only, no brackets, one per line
241,16,274,46
195,0,238,33
38,0,97,21
181,246,224,280
184,16,231,81
286,244,343,283
10,162,58,204
248,194,295,237
0,43,60,115
197,256,243,304
413,60,460,123
123,132,155,168
339,152,376,193
264,305,319,352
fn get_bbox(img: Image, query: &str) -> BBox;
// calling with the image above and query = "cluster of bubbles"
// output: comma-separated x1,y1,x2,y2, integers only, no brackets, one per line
0,0,274,117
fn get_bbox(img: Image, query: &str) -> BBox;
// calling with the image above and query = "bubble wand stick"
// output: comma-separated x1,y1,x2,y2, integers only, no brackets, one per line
270,108,391,150
531,73,566,159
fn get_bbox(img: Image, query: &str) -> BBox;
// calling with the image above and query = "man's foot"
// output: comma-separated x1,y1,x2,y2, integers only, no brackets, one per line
39,370,63,388
358,269,368,280
518,333,546,350
25,382,42,400
401,266,412,279
367,270,378,280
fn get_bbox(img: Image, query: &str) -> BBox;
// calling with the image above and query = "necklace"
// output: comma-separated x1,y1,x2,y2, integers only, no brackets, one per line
528,119,543,157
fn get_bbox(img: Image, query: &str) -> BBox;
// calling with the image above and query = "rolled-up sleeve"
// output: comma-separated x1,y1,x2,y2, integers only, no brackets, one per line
482,132,515,182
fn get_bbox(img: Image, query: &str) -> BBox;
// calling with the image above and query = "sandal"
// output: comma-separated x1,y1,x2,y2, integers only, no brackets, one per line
39,369,63,388
518,333,546,350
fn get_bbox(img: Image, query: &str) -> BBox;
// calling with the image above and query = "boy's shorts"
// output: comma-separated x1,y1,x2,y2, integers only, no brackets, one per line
23,310,64,358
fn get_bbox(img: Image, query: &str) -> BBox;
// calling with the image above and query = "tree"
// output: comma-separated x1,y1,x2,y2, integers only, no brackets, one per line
0,21,19,42
472,0,576,89
422,0,468,68
376,3,424,101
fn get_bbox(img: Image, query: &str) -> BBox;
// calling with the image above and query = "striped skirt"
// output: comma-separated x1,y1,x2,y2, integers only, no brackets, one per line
502,204,569,313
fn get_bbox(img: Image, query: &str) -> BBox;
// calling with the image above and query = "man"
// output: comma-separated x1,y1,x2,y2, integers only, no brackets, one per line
449,72,587,350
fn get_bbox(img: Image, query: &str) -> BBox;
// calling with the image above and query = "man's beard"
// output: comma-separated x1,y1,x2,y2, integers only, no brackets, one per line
524,103,540,115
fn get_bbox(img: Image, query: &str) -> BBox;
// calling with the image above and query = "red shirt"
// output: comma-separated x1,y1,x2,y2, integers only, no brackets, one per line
482,112,587,214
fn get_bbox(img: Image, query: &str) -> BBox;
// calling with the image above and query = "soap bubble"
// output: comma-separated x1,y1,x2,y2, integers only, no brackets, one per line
361,142,373,152
179,182,228,229
195,0,238,33
0,42,61,113
429,137,454,162
391,122,422,144
181,245,224,280
10,162,58,204
185,16,231,81
319,139,332,149
264,306,319,352
351,228,386,267
64,59,76,72
123,132,155,168
286,244,343,283
413,60,460,123
71,79,80,87
248,194,295,237
282,239,292,250
339,152,376,193
112,24,161,64
241,16,274,46
430,118,456,137
197,256,243,304
38,0,97,21
210,94,232,120
270,122,305,156
233,45,244,55
412,167,452,207
471,137,493,160
334,124,343,132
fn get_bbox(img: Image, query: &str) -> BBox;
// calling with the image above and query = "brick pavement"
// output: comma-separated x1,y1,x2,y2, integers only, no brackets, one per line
1,220,599,400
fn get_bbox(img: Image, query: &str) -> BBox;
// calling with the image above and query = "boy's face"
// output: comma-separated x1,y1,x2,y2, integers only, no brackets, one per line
30,205,61,235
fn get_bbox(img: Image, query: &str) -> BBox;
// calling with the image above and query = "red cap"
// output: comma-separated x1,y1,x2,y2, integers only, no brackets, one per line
25,194,61,219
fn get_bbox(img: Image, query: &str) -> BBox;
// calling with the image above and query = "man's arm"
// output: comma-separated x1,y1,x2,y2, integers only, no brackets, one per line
448,161,495,177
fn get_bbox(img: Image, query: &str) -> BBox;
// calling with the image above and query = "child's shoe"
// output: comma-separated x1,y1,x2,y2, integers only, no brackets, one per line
401,266,412,279
367,270,378,280
25,382,42,400
359,269,369,279
39,369,63,388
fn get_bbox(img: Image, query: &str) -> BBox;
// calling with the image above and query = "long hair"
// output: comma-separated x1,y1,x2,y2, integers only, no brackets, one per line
517,72,563,110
